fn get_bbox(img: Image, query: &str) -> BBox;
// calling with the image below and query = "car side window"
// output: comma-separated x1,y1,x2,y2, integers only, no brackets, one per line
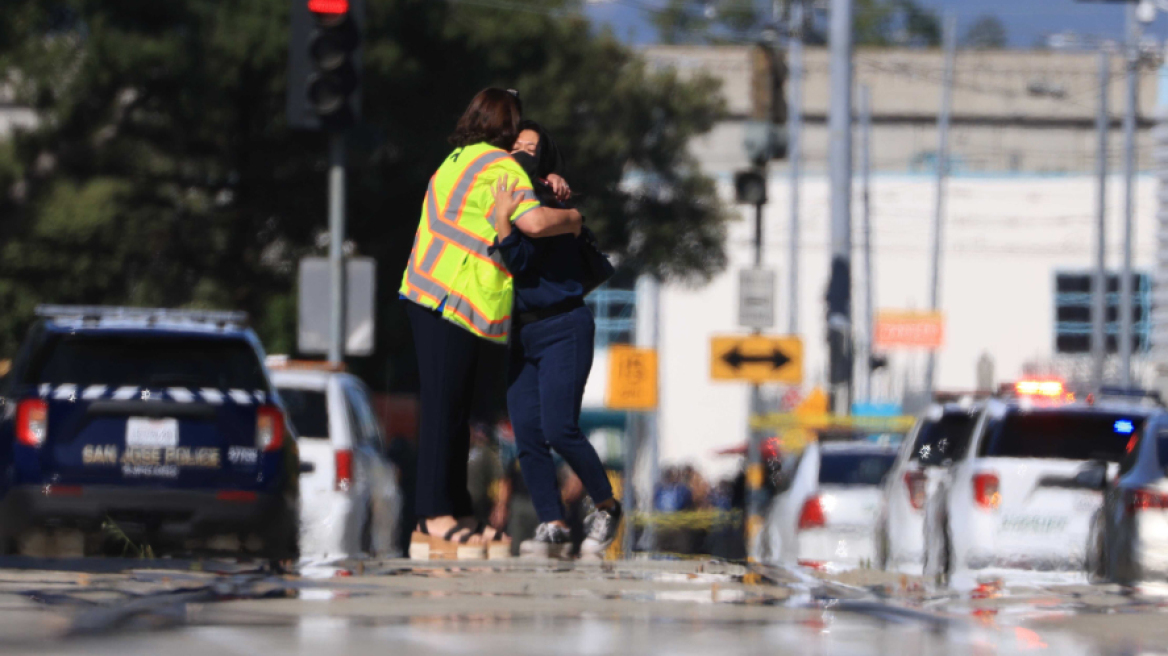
344,382,383,452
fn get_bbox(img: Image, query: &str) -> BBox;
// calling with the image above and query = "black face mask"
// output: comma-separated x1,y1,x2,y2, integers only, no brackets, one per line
517,120,566,179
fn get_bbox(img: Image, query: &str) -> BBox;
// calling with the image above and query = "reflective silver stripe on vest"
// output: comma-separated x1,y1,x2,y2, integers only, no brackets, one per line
445,293,510,339
419,229,444,272
403,262,448,302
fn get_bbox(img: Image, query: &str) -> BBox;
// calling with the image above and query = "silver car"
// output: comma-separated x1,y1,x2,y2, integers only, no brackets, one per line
1086,410,1168,585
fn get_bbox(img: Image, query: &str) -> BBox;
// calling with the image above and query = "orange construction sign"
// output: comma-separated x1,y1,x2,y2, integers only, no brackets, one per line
874,311,945,349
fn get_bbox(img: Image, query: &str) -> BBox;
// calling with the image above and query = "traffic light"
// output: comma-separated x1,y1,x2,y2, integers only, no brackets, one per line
287,0,364,130
734,169,767,205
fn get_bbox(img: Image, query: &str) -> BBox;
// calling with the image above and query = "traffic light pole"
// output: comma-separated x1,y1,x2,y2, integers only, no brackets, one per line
1119,4,1141,387
746,198,765,560
827,0,854,414
1092,48,1110,393
924,15,956,397
327,134,347,364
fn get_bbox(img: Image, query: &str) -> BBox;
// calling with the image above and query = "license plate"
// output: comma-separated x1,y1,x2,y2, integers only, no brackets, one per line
125,417,178,448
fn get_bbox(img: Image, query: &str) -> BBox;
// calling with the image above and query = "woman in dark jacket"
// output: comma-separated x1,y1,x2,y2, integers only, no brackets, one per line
490,122,622,559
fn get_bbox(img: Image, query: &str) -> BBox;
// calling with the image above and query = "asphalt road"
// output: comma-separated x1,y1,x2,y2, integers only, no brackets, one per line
0,557,1165,655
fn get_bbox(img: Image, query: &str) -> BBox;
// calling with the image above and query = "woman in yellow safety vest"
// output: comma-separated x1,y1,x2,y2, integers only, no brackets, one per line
400,88,583,559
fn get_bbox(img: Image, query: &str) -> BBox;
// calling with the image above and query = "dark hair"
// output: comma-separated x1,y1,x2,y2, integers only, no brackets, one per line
448,88,522,150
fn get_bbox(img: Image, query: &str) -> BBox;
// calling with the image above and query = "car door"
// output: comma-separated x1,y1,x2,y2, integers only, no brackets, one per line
342,378,398,554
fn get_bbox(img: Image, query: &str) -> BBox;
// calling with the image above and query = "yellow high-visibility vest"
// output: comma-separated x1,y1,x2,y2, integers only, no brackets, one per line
399,142,540,343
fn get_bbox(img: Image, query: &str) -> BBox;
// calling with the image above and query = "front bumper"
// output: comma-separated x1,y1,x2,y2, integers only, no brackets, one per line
0,484,288,542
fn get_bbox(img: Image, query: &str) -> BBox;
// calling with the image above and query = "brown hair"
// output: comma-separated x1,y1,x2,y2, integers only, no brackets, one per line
448,88,522,150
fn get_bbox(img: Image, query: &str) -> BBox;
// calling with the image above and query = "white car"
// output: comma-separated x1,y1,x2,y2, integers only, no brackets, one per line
1086,409,1168,585
876,403,979,573
270,362,401,559
763,441,897,568
923,385,1155,584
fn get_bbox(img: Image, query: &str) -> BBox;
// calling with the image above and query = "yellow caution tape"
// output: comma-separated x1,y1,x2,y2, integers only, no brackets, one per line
631,510,744,530
751,413,915,432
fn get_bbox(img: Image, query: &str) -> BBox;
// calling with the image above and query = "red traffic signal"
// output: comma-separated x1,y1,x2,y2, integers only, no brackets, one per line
308,0,349,14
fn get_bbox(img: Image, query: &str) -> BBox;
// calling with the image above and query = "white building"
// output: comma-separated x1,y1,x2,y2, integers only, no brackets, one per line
584,46,1162,481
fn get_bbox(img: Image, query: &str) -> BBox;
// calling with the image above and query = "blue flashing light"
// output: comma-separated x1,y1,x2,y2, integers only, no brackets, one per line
1114,419,1135,435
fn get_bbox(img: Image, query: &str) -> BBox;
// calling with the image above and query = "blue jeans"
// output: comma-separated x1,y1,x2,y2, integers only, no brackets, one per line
507,306,614,523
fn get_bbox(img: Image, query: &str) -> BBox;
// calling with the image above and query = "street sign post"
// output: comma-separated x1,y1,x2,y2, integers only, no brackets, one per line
710,335,803,384
738,268,776,330
606,346,658,410
874,311,944,349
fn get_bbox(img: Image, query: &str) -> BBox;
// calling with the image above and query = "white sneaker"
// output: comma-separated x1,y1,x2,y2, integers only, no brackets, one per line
579,501,622,559
519,522,571,559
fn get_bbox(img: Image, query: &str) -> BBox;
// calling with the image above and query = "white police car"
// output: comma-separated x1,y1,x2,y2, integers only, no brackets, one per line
270,359,401,560
876,401,979,573
923,381,1156,584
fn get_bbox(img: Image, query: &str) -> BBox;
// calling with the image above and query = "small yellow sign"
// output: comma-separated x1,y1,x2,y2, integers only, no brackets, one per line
710,335,803,384
606,346,658,410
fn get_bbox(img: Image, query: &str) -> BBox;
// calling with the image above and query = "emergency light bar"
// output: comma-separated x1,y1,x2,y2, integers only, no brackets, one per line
36,305,248,327
1015,380,1064,397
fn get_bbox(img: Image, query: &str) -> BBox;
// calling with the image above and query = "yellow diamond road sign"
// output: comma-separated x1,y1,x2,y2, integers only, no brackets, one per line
710,335,803,384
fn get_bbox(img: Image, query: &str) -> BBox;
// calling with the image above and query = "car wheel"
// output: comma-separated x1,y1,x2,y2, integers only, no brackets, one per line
361,502,374,556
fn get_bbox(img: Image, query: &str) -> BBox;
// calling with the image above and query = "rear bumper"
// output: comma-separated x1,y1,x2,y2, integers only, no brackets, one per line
0,485,289,541
798,528,878,568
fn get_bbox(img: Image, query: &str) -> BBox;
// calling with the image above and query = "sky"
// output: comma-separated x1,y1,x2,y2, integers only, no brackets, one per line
584,0,1168,48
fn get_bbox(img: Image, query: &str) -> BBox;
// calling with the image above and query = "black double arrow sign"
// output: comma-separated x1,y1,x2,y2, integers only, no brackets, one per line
721,345,791,370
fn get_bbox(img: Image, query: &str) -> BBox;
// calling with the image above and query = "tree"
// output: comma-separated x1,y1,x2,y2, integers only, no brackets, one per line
963,15,1008,50
0,0,729,393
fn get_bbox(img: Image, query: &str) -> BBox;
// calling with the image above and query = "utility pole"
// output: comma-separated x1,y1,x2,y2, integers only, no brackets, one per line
1119,3,1142,387
924,14,957,397
1092,48,1110,393
826,0,854,414
787,0,804,337
327,135,347,364
858,85,873,403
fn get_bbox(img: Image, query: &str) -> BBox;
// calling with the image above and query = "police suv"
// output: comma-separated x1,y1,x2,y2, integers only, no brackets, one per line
876,401,979,573
0,306,298,560
923,381,1156,584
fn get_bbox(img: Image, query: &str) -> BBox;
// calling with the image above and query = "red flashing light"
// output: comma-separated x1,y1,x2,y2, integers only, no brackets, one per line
216,490,258,503
308,0,349,14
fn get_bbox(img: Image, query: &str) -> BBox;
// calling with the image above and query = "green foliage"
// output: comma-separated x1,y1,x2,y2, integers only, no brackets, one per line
0,0,729,391
963,15,1008,50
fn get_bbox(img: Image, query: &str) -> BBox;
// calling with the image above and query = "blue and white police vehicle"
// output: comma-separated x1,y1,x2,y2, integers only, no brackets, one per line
0,306,298,560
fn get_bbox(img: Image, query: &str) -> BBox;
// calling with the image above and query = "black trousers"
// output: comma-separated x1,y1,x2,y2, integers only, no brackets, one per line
406,302,490,519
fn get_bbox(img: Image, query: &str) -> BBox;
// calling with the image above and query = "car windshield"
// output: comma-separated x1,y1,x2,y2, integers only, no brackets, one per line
911,413,976,465
27,333,267,391
978,411,1146,462
818,452,896,486
278,388,329,439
